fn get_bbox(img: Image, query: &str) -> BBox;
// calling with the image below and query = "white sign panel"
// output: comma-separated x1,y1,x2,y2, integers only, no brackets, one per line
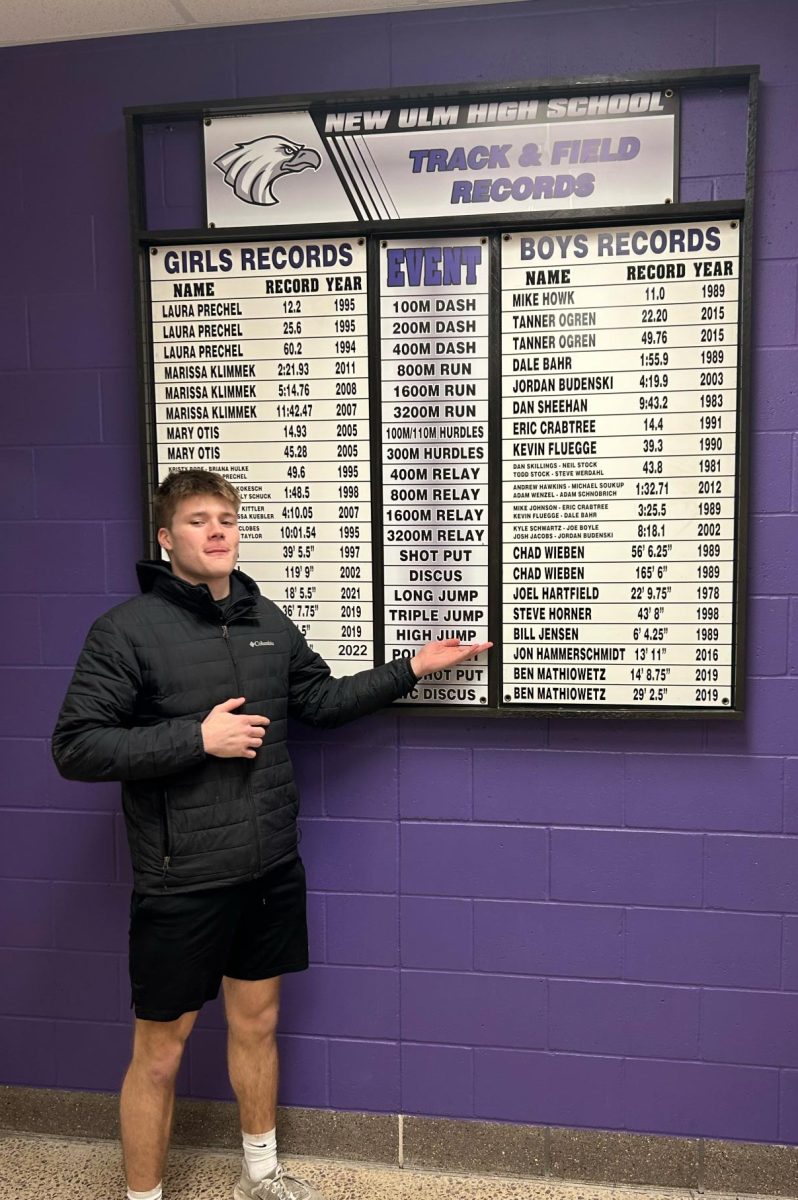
144,216,744,715
501,219,740,709
380,237,491,706
205,90,677,227
150,238,374,674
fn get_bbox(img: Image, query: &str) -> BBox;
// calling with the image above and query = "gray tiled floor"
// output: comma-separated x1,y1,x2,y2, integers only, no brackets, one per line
0,1133,793,1200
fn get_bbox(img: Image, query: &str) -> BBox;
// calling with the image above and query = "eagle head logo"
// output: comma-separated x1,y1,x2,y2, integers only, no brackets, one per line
214,135,322,207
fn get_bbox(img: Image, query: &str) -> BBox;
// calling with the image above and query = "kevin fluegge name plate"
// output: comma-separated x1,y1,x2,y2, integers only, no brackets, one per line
501,220,739,710
381,237,490,704
150,238,373,674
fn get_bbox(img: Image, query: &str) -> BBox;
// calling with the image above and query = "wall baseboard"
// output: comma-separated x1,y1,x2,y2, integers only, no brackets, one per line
1,1086,796,1196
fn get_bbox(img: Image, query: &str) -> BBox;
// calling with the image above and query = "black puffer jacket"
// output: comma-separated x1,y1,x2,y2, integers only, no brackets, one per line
52,561,416,894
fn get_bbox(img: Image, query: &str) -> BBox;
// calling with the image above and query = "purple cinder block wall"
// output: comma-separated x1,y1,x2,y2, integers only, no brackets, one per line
1,0,797,1148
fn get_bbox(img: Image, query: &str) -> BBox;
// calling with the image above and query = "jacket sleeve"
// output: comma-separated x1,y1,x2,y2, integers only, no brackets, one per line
286,618,418,727
52,614,206,783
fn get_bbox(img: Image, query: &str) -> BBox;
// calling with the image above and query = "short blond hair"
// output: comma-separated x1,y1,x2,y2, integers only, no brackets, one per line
154,470,241,530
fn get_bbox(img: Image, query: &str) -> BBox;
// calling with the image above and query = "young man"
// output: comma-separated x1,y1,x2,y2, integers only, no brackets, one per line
52,469,491,1200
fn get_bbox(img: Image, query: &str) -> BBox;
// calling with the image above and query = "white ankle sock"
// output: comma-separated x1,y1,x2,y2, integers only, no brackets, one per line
242,1128,278,1182
127,1186,163,1200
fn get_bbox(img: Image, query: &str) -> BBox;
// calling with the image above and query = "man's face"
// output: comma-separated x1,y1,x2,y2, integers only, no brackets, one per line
157,493,240,595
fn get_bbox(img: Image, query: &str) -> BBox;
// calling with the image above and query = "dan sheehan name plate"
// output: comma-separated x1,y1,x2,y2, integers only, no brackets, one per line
501,219,740,709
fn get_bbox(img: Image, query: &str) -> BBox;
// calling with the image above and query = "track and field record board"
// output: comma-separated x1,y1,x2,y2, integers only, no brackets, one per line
132,68,756,719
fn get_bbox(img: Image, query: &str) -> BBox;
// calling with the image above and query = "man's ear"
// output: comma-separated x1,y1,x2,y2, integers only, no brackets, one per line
157,526,172,553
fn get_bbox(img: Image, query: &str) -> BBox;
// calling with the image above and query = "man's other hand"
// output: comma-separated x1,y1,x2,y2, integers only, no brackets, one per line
201,697,270,758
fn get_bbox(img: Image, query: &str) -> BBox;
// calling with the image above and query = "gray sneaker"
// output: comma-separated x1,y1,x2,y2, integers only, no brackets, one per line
234,1162,326,1200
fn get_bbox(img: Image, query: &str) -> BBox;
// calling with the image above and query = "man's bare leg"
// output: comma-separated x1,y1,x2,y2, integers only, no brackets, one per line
224,976,281,1133
225,976,326,1198
120,1011,197,1192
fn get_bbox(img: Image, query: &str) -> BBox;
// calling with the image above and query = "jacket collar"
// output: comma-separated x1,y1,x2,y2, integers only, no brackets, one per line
136,560,259,623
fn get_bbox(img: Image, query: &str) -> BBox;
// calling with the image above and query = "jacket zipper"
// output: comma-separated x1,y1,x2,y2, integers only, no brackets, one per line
161,789,172,886
221,623,262,878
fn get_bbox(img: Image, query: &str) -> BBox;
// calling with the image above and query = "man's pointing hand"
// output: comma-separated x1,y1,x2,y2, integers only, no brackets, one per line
410,637,493,679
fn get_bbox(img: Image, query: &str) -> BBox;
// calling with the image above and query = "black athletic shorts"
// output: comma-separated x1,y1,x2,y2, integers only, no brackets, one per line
129,857,309,1022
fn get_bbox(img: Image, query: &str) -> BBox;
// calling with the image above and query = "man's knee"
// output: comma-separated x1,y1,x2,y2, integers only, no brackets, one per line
225,978,281,1044
131,1015,194,1087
